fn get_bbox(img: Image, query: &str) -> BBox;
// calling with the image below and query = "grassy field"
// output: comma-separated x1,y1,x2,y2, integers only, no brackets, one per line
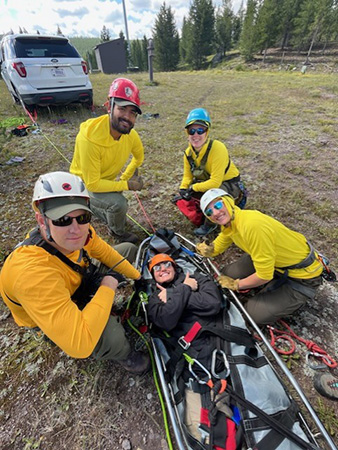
0,67,338,449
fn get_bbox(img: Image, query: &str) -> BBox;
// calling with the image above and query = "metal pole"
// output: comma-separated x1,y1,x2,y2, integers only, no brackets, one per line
208,259,338,450
147,38,154,83
121,0,131,54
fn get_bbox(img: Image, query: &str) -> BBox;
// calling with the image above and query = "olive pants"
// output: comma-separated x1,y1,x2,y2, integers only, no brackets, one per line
224,254,322,325
91,315,131,361
89,190,128,236
90,242,137,361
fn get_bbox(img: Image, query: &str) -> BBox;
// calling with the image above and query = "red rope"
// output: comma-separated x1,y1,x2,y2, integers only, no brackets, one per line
276,320,337,368
133,192,156,234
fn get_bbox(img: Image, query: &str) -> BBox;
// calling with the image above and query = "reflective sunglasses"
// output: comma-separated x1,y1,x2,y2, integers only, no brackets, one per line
153,261,173,272
187,127,207,136
51,212,92,227
205,200,224,217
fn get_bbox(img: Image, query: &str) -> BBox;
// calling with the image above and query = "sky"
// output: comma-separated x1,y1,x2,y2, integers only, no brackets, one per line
0,0,244,41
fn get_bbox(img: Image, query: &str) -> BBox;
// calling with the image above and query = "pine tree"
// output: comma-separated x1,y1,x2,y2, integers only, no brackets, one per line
239,0,258,61
130,40,146,70
180,17,192,63
215,0,234,56
100,26,111,43
255,0,283,60
232,3,245,47
57,25,63,36
119,30,130,66
152,2,180,71
186,0,216,69
142,36,149,71
292,0,337,59
279,0,304,50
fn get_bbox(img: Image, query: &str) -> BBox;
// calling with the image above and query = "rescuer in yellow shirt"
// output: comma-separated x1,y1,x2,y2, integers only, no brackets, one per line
196,189,323,325
178,108,247,237
0,171,150,374
70,78,144,244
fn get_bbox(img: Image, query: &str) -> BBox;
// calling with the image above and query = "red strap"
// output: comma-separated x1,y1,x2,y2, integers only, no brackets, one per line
184,321,202,343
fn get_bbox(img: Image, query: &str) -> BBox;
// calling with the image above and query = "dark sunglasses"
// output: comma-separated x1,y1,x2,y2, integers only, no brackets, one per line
188,127,207,136
153,261,173,272
51,212,92,227
205,200,224,217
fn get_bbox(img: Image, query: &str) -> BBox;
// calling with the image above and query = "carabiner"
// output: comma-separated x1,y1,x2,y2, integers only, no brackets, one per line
306,352,331,370
211,349,230,379
188,358,212,384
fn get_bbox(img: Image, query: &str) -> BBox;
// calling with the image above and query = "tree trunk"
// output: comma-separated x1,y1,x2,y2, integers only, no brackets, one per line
305,26,319,64
263,46,267,63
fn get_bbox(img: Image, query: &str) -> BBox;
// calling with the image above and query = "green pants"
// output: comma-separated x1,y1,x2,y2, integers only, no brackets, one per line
90,242,137,361
91,315,131,361
224,254,322,325
89,190,128,235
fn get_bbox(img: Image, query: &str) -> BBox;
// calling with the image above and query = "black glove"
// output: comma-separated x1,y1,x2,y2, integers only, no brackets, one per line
105,269,127,287
134,278,149,293
179,188,193,201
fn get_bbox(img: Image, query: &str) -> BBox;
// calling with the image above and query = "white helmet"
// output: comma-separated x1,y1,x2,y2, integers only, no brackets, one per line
200,188,233,214
32,171,91,220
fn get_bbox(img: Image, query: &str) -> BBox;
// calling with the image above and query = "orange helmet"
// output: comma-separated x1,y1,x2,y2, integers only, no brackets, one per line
148,254,175,272
108,77,142,114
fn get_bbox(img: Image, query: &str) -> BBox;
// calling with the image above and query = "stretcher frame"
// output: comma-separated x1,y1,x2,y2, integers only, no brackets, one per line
134,232,337,450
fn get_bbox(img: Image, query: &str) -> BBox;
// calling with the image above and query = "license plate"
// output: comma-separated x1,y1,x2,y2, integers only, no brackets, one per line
51,68,65,77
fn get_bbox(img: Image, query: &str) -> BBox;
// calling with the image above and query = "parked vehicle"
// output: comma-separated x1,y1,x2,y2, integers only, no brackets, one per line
0,33,93,110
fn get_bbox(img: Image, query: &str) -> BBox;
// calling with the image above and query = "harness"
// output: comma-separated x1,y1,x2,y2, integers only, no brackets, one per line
185,140,232,183
151,308,313,450
7,227,104,310
267,242,320,297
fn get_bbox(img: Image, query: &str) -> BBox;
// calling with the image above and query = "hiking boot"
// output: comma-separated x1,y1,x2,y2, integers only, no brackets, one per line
118,350,151,375
109,230,139,244
194,223,217,237
313,372,338,401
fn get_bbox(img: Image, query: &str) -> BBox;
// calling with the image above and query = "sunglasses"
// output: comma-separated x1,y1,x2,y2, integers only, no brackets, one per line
187,127,207,136
51,212,92,227
205,200,224,217
153,261,173,272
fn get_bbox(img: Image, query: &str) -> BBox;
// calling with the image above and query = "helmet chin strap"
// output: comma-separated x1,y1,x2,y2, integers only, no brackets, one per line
43,216,54,243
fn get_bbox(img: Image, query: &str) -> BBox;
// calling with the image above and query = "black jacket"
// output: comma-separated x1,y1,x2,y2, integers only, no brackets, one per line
147,271,223,378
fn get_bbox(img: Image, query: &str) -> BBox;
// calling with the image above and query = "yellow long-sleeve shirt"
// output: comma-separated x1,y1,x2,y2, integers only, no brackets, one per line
70,114,144,192
180,138,240,193
212,206,323,281
0,226,140,358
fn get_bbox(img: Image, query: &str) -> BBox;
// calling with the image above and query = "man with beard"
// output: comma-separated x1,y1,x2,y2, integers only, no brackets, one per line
70,78,144,244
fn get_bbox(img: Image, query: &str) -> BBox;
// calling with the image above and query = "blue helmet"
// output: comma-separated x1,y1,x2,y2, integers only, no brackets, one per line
185,108,211,128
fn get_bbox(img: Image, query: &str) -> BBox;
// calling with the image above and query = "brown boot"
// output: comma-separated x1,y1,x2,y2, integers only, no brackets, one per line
118,350,151,375
109,230,139,244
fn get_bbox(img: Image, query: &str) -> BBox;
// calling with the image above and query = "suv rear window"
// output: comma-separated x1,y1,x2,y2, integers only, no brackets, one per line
13,38,80,58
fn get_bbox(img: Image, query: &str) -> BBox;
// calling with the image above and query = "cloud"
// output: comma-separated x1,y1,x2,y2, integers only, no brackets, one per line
54,7,90,19
0,0,245,39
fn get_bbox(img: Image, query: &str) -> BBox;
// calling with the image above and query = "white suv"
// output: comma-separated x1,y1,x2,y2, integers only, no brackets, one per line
0,34,93,110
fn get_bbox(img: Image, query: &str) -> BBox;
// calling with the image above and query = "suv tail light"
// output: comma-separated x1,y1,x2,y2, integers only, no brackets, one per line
81,60,89,75
12,62,27,77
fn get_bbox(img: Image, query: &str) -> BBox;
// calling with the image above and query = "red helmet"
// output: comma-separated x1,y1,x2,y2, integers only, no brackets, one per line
108,78,142,114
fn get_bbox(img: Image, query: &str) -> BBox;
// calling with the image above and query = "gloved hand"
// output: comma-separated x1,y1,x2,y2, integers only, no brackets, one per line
217,275,239,291
105,269,127,287
134,277,148,293
196,241,214,258
179,188,193,201
128,176,144,191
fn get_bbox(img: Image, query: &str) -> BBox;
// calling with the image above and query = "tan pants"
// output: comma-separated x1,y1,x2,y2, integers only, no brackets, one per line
184,388,232,442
